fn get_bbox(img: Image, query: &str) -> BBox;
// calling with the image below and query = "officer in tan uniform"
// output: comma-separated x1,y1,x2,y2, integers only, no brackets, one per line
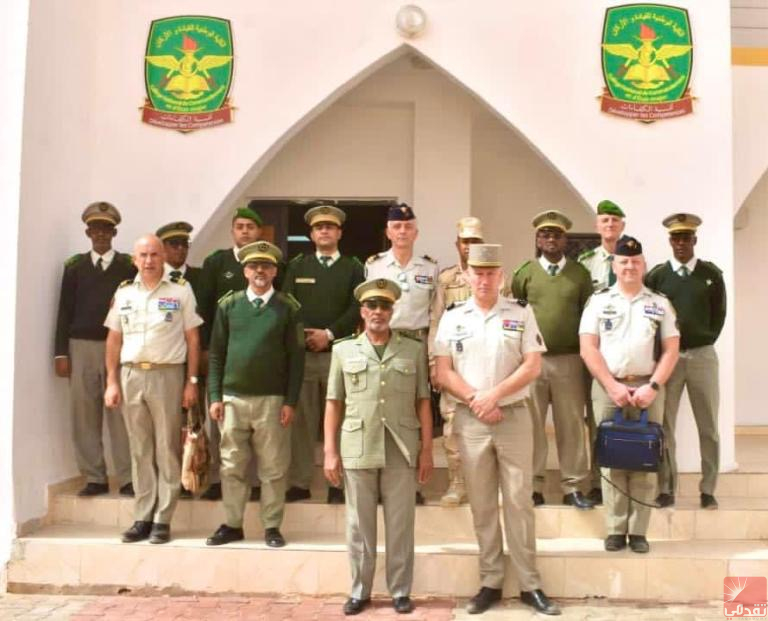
580,235,680,554
427,217,484,506
324,278,433,616
435,244,560,616
104,234,202,545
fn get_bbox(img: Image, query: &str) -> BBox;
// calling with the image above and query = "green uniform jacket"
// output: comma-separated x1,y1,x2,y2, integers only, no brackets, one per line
282,253,365,340
184,265,202,301
327,332,430,470
207,290,305,406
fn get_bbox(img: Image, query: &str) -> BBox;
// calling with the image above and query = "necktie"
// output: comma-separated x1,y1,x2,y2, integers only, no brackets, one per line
252,298,263,310
96,258,104,271
170,270,182,280
608,256,616,286
679,266,690,278
548,264,558,276
319,256,331,268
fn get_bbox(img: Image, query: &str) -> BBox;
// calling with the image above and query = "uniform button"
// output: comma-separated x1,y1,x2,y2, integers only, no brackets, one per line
381,381,386,386
380,399,385,403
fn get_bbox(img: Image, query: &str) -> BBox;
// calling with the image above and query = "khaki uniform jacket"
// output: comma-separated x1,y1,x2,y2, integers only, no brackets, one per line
327,332,430,470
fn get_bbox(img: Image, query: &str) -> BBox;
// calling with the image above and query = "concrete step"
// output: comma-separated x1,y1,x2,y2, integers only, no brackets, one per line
8,524,764,601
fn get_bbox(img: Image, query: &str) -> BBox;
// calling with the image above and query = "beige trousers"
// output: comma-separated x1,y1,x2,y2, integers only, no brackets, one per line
455,402,541,591
121,365,184,524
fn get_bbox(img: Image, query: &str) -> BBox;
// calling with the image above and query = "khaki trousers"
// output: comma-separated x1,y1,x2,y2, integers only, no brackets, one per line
121,365,184,524
592,381,663,536
70,339,131,485
441,407,462,475
455,403,541,591
289,351,331,490
206,398,259,486
584,370,601,490
658,345,720,496
343,432,416,599
530,354,589,494
219,394,289,529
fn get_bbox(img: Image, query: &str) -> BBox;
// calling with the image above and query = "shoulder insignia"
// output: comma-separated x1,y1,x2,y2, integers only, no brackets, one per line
577,248,596,261
596,286,611,294
446,299,467,311
439,265,457,276
285,292,302,311
652,289,668,299
421,254,437,264
289,253,304,264
700,260,723,274
217,290,236,305
64,253,85,268
366,252,385,265
118,279,133,289
513,260,531,276
515,298,528,307
172,276,187,286
646,263,665,277
332,334,357,347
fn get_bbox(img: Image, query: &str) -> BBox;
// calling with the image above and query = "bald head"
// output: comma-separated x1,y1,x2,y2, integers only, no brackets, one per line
133,234,165,285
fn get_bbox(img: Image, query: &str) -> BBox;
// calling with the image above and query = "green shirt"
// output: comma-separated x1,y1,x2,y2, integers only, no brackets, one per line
282,253,365,340
511,258,593,355
207,290,305,405
644,260,726,350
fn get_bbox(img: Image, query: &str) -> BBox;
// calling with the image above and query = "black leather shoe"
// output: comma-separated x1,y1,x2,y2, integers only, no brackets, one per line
285,486,311,502
393,596,413,613
78,482,109,497
466,587,502,614
179,486,192,499
701,493,718,510
149,523,171,544
415,491,426,505
343,597,370,615
532,492,545,507
604,534,627,551
520,589,561,615
121,520,152,543
628,534,649,553
250,486,261,502
327,487,345,504
563,491,594,510
656,492,675,508
265,527,286,548
119,482,135,497
587,487,603,505
200,482,222,501
206,524,244,546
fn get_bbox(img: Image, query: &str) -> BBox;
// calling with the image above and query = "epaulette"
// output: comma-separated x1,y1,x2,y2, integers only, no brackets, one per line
577,248,596,261
596,286,611,294
645,263,665,279
446,299,467,311
64,253,85,268
513,260,531,276
118,279,133,289
205,248,226,262
700,259,723,274
421,254,437,264
171,276,188,286
332,334,357,346
366,252,385,265
515,299,528,307
217,289,236,305
652,289,668,299
289,253,304,264
279,291,302,311
439,264,458,275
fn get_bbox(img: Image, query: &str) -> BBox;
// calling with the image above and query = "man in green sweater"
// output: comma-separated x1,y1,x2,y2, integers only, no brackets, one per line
205,241,305,548
512,210,594,510
645,213,726,510
282,205,365,504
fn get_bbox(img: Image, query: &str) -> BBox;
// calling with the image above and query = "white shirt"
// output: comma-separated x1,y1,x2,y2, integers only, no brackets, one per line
669,256,698,276
579,285,679,377
90,249,115,270
434,296,547,405
246,286,275,306
315,250,340,268
579,245,613,290
366,248,439,331
164,263,187,278
104,275,203,364
538,255,566,275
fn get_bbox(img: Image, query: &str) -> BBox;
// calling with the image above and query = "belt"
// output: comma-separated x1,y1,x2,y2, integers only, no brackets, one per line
396,328,428,340
614,374,651,383
124,362,183,370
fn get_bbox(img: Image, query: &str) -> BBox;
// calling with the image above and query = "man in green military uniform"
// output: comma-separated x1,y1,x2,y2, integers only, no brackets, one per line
157,221,202,298
283,205,365,505
197,204,264,501
646,214,726,510
324,278,433,616
205,241,304,548
578,199,627,504
54,201,135,498
512,211,594,510
580,235,680,554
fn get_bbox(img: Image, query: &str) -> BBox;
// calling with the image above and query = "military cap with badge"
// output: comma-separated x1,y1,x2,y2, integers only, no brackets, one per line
662,213,701,234
354,278,402,305
156,221,193,243
457,217,484,240
82,201,121,226
237,240,283,265
467,243,503,268
532,210,573,232
614,234,643,256
305,204,346,228
387,202,416,221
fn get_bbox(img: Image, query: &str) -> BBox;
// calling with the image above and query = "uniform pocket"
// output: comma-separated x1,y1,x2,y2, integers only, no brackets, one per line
398,417,422,457
392,360,417,392
342,359,367,393
340,417,363,458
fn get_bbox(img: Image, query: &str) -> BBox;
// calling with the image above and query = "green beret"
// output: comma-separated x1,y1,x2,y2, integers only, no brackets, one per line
597,200,625,218
233,207,263,226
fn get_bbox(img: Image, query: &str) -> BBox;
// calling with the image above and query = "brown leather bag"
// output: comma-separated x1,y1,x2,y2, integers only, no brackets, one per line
181,403,210,495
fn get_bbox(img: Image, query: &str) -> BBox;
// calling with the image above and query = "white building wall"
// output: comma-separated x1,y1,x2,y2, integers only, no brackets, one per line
9,0,736,532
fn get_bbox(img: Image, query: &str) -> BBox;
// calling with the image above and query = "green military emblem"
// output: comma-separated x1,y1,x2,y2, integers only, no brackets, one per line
600,5,693,122
142,16,234,132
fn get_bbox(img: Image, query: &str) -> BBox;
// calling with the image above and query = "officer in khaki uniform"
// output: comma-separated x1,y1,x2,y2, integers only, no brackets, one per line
205,241,304,549
435,244,560,616
577,199,627,503
428,217,485,507
645,214,726,510
580,235,680,554
104,235,202,545
324,278,433,616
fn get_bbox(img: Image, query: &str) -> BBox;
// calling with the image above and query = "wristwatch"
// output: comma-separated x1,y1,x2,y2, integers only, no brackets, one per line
649,380,660,391
188,376,199,385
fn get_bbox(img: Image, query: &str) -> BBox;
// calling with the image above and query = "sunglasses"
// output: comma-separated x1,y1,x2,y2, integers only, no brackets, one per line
165,239,190,248
362,300,394,311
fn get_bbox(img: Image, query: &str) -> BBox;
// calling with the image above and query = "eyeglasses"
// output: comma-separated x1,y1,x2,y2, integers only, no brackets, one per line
362,300,394,311
396,272,410,292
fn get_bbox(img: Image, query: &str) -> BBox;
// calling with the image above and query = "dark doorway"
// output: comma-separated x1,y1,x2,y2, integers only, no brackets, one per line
246,199,396,262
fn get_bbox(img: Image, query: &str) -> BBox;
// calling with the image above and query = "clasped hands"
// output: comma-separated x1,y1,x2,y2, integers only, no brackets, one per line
468,389,504,424
607,381,657,409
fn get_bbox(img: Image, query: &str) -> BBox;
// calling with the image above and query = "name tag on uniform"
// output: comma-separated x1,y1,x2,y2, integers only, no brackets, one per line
295,278,316,284
643,304,664,318
502,319,524,332
158,297,180,311
414,275,433,285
